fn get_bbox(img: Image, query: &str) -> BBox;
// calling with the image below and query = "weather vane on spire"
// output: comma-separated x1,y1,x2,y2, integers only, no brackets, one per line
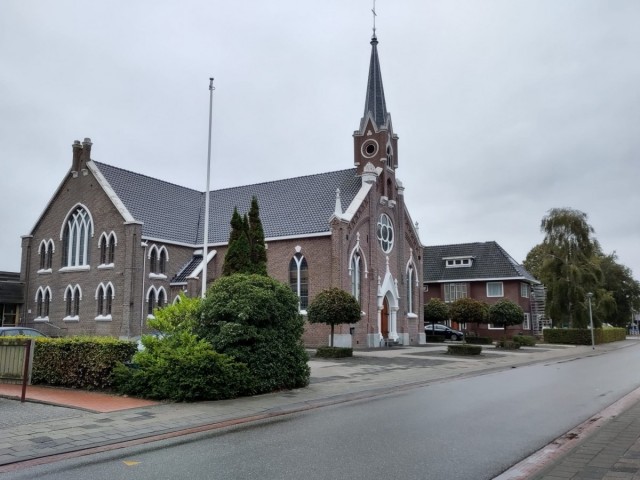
372,0,377,37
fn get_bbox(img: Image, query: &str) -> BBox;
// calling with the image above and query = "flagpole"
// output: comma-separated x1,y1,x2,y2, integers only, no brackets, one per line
202,77,214,298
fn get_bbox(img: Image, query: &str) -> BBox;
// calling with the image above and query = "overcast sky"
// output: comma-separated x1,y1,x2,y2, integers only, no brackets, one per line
1,0,639,279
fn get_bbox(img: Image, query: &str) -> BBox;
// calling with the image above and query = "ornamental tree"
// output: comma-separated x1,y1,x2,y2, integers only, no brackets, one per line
449,298,489,334
247,196,268,276
222,208,252,276
424,298,449,325
489,299,524,335
307,288,361,347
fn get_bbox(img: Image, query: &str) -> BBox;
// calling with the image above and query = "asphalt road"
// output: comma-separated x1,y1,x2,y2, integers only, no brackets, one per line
5,344,640,480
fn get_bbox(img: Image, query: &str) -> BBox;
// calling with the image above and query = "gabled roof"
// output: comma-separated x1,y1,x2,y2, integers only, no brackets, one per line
93,161,362,246
0,271,24,304
423,241,539,284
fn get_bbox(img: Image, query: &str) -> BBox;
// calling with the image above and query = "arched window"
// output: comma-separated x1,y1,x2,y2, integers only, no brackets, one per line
99,232,116,265
351,252,362,303
148,245,168,276
64,285,82,319
147,286,167,317
96,283,114,318
407,264,415,314
149,248,158,274
159,249,167,274
38,240,54,271
62,206,93,267
289,252,308,311
35,287,51,319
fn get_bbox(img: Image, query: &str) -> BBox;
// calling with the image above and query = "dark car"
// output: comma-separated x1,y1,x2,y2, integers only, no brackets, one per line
425,323,464,341
0,327,48,337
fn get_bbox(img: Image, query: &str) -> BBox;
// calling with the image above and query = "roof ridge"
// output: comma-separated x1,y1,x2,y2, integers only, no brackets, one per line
93,161,202,195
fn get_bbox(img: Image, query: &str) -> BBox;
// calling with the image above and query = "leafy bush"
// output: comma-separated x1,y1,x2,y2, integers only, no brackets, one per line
447,344,482,355
316,346,353,358
512,335,537,347
450,298,489,333
198,274,310,394
489,300,524,333
112,330,250,402
32,337,137,390
495,339,521,349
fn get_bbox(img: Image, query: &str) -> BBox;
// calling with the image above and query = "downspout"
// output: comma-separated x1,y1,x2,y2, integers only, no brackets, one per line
140,242,148,334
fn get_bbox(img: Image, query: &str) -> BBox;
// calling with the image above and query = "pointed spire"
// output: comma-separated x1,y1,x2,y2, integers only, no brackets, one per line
334,188,343,217
363,34,388,129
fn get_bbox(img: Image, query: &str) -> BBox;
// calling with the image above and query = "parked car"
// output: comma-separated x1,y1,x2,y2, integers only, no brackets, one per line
0,327,48,337
425,323,464,341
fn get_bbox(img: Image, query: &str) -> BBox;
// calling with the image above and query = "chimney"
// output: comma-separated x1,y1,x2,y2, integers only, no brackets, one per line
71,140,82,172
80,138,92,164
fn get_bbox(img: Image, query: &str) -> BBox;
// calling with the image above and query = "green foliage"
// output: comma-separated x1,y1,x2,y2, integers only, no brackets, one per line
146,293,201,335
32,337,137,390
449,298,489,333
596,253,640,327
199,274,300,329
512,335,537,347
247,196,268,275
316,346,353,358
447,344,482,355
307,288,361,347
489,299,524,333
539,208,603,328
198,274,310,395
424,298,449,324
222,208,252,276
495,339,521,349
523,243,546,281
542,327,626,345
113,330,250,402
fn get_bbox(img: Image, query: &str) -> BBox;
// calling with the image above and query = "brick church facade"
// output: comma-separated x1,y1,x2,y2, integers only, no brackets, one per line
19,33,425,348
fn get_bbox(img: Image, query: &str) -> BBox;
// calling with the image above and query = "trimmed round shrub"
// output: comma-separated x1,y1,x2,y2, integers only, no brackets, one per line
316,347,353,358
447,344,482,355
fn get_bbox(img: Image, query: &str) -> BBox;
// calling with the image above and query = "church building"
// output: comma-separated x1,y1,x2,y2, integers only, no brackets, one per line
19,32,425,348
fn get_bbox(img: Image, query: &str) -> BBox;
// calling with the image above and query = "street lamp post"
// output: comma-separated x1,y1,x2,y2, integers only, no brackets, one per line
587,292,595,350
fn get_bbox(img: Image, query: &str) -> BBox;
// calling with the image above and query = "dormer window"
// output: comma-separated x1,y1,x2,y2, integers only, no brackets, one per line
444,257,473,268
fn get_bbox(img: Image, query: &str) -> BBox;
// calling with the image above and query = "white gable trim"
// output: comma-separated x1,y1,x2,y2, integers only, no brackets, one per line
87,161,135,222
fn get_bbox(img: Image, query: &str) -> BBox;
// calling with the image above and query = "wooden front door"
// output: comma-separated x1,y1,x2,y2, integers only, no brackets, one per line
381,297,389,338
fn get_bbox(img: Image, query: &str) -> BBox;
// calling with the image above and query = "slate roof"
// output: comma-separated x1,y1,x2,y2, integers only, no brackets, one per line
423,241,539,284
172,255,202,284
94,162,361,246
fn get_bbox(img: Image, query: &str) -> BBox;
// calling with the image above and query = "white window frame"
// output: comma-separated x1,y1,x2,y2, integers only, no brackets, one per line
376,214,394,253
444,283,467,303
63,284,82,321
95,282,115,321
290,250,308,313
34,286,52,322
523,313,530,330
520,282,529,298
486,282,504,298
60,205,94,268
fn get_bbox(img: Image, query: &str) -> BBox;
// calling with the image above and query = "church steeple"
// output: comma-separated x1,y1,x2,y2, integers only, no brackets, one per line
354,32,398,176
362,34,389,130
363,33,388,128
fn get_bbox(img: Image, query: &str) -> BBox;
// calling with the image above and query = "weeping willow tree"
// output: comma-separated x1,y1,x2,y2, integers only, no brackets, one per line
539,208,602,328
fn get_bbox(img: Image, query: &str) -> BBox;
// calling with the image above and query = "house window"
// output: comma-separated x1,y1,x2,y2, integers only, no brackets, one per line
35,287,51,319
523,313,530,330
376,214,394,253
99,232,116,265
445,258,472,268
96,283,114,319
62,206,93,268
289,252,308,311
38,240,54,271
444,283,467,303
520,283,529,298
351,253,362,303
407,264,416,314
63,285,82,320
487,282,504,297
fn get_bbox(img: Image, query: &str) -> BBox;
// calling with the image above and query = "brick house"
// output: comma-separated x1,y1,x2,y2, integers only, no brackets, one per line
423,241,544,338
18,33,424,348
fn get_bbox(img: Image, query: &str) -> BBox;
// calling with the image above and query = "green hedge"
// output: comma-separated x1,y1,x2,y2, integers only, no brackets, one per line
465,336,493,345
543,328,627,345
316,346,353,358
425,335,445,343
447,344,482,355
32,337,137,390
496,339,520,349
512,335,537,347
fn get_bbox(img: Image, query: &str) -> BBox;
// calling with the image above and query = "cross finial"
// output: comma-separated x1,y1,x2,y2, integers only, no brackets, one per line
371,0,377,38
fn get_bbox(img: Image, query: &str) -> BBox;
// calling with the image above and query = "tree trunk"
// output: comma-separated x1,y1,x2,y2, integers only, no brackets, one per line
330,324,334,347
